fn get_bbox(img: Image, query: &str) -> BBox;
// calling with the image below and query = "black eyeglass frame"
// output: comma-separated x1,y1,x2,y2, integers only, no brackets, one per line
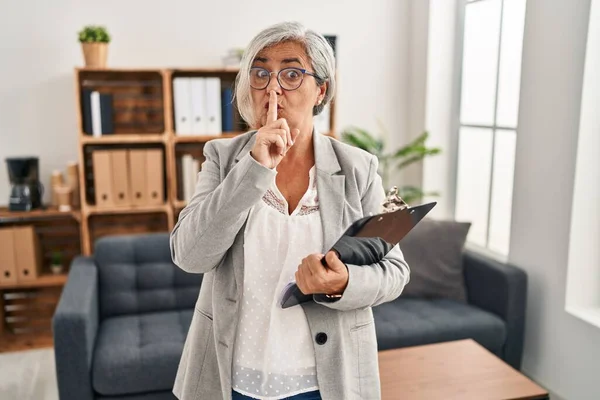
249,66,323,91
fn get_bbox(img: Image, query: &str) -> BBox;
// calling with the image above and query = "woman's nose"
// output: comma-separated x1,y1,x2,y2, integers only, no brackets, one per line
266,72,283,95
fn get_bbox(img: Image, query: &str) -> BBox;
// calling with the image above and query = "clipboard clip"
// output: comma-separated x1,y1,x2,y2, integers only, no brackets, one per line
381,186,409,213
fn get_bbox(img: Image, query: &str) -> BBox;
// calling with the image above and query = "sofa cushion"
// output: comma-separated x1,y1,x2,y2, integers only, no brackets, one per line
373,298,506,354
92,309,193,396
400,218,471,302
95,233,202,319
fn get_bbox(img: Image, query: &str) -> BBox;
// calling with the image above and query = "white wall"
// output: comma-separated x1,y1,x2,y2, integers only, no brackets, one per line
400,0,430,191
509,0,600,399
422,0,461,219
0,0,412,205
565,0,600,327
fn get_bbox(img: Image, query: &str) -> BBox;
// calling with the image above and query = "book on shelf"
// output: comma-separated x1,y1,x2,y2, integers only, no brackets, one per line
221,86,234,132
82,89,114,136
181,154,201,201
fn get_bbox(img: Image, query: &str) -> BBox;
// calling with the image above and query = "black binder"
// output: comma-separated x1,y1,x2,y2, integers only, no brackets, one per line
279,201,437,309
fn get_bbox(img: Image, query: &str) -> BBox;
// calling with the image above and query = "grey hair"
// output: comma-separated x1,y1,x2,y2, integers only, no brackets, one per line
234,21,336,127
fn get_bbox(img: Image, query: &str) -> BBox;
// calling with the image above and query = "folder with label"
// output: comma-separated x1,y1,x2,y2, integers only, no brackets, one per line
279,194,437,309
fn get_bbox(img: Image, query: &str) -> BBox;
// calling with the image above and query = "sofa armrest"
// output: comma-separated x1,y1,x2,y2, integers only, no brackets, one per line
52,256,99,400
463,249,527,370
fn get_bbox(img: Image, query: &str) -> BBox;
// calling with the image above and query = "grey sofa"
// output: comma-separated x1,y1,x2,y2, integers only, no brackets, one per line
53,232,526,400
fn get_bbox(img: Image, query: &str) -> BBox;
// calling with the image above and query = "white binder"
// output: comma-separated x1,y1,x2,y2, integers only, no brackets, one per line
190,78,208,134
204,77,222,135
173,78,192,135
91,91,102,137
181,154,196,201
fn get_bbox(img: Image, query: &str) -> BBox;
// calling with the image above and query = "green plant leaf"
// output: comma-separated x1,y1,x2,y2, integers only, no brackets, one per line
395,148,441,170
78,25,111,43
397,185,440,204
340,126,384,155
394,131,431,158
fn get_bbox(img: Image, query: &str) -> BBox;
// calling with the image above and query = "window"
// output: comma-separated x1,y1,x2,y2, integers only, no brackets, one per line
455,0,527,255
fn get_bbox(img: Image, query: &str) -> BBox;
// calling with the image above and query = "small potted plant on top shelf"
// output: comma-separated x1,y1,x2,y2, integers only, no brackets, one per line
50,251,64,275
78,25,111,68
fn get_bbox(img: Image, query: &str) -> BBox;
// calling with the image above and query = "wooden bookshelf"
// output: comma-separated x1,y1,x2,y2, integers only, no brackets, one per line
73,66,337,254
0,274,68,290
81,134,166,144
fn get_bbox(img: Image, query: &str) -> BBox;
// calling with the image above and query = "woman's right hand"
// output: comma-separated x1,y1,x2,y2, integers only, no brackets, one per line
250,90,299,169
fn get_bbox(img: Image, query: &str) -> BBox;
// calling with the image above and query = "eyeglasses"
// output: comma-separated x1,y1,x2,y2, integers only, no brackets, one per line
249,67,321,91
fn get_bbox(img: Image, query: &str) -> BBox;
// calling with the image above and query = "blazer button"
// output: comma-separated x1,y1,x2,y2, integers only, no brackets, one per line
315,332,328,345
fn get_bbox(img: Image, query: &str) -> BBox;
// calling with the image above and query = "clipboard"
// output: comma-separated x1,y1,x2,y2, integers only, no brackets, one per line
279,189,436,309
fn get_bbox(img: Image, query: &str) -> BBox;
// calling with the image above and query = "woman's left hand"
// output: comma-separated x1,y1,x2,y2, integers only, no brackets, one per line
295,251,349,296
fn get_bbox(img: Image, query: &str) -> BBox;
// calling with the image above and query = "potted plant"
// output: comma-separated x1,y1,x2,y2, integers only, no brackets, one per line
341,125,441,204
78,25,111,68
50,251,64,275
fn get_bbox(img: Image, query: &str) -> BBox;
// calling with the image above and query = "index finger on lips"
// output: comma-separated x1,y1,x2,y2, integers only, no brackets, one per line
267,90,277,123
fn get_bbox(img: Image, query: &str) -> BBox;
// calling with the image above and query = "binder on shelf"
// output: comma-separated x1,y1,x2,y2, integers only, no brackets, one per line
205,77,222,134
128,150,147,206
91,91,102,136
92,150,114,207
145,149,164,205
99,93,114,135
110,150,131,206
181,154,201,201
83,90,114,136
82,89,94,135
0,227,18,285
222,86,234,132
190,77,208,134
174,77,193,135
13,226,42,282
181,155,193,201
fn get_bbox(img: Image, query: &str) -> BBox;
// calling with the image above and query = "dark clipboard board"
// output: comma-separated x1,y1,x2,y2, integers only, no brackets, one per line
279,201,437,309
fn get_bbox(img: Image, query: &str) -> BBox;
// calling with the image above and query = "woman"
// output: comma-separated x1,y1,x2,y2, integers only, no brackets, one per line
170,21,410,400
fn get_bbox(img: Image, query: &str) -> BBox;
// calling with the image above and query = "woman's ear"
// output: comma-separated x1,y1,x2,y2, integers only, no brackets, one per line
316,82,328,105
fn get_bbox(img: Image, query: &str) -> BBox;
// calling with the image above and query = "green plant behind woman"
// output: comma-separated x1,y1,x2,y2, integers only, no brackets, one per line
341,125,441,204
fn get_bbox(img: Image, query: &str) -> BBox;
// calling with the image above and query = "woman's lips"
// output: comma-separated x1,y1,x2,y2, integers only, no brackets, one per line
264,102,283,111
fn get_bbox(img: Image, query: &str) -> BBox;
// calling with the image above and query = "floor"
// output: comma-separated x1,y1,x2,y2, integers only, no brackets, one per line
0,348,59,400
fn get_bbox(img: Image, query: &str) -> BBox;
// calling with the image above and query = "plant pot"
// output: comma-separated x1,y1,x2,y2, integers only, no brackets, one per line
81,42,108,68
51,264,64,275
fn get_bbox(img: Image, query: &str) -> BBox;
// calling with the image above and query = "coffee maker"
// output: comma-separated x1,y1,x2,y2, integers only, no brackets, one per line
6,157,44,211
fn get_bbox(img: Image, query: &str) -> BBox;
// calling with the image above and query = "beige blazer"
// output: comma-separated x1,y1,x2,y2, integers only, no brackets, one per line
170,130,410,400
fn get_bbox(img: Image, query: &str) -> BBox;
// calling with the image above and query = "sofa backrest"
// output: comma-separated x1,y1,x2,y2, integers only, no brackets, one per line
94,233,203,319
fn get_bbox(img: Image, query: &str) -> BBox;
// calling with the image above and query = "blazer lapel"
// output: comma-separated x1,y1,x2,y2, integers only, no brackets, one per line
234,131,258,164
313,130,345,253
232,131,257,293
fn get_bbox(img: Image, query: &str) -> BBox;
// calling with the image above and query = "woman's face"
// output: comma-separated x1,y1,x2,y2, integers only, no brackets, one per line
250,41,327,131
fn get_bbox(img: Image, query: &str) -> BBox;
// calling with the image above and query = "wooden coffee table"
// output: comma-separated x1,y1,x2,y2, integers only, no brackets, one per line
378,339,549,400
